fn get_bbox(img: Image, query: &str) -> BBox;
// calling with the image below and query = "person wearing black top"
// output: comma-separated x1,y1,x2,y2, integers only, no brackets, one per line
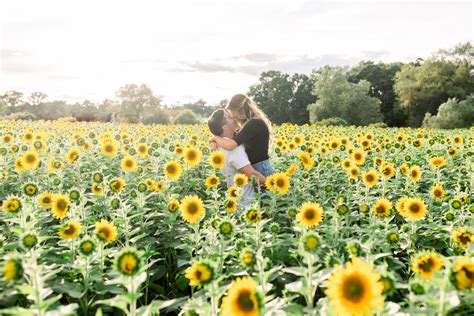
210,94,276,178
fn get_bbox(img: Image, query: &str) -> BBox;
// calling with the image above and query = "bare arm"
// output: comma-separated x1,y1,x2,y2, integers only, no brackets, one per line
211,136,238,151
238,164,266,186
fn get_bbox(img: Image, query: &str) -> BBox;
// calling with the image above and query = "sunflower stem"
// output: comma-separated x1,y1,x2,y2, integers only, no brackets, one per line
130,276,137,316
306,254,314,308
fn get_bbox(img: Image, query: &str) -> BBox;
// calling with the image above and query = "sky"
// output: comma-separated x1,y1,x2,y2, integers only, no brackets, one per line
0,0,472,105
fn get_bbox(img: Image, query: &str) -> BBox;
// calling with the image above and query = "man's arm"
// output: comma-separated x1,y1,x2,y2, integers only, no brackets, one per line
210,136,238,151
238,164,266,186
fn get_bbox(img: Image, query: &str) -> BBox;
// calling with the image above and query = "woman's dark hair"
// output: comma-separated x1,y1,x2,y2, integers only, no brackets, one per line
207,109,226,136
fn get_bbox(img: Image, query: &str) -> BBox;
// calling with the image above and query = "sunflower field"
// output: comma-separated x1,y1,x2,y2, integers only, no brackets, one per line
0,119,473,316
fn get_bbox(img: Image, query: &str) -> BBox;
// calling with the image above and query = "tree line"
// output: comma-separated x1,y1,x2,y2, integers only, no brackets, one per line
1,42,473,128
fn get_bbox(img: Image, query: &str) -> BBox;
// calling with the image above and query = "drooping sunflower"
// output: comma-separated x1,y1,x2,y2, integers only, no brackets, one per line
412,251,443,279
234,173,248,188
120,155,137,172
451,228,473,249
402,197,427,221
372,198,392,217
245,209,261,224
51,193,70,219
66,147,81,164
450,256,474,290
58,221,81,240
430,183,445,201
95,219,118,243
221,276,263,316
185,261,215,286
163,160,183,181
286,163,298,176
109,178,126,193
14,157,25,172
180,195,205,224
380,162,395,179
22,150,40,169
296,201,324,227
298,151,314,169
92,183,104,195
168,198,180,213
395,196,409,216
115,247,143,277
273,172,290,195
3,257,23,281
362,170,378,187
2,197,22,213
205,175,220,189
228,186,240,199
154,180,166,192
183,147,202,167
324,257,384,316
408,165,422,182
429,156,446,168
209,151,225,169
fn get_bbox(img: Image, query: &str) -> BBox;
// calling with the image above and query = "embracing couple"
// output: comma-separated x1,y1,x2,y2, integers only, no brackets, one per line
208,93,275,207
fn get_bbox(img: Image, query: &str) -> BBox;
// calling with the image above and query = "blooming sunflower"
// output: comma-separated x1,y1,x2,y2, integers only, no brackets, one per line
325,257,384,316
2,197,22,213
272,172,290,195
3,257,23,281
205,175,220,189
95,219,118,243
402,197,427,221
92,184,104,195
154,180,166,192
37,191,53,209
66,147,80,164
245,209,261,224
351,149,365,165
22,150,40,169
180,195,205,224
14,157,25,172
185,261,215,286
412,251,443,279
136,143,149,158
120,155,137,172
225,198,237,213
234,173,248,188
58,221,81,239
380,162,395,179
429,156,446,168
341,158,352,171
101,141,118,157
183,147,201,167
298,151,314,169
451,228,473,249
109,178,126,193
163,160,183,181
408,165,421,182
296,201,324,227
362,170,378,187
395,196,409,216
430,183,445,201
168,198,180,213
51,194,70,219
372,198,392,217
286,163,297,176
450,256,474,290
209,151,225,169
115,247,143,277
221,276,263,316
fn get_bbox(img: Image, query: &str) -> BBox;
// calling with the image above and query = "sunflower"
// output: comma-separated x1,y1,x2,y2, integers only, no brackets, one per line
451,256,474,290
22,150,40,169
348,166,359,179
372,198,392,217
2,197,22,213
228,186,239,199
154,180,166,192
298,151,314,169
95,219,118,243
351,149,365,165
51,194,70,219
402,197,427,221
79,238,96,256
109,178,126,193
14,157,25,172
300,232,321,253
163,160,183,181
296,201,324,227
115,247,143,277
92,184,104,195
447,147,458,157
21,233,38,249
221,276,263,316
120,155,137,172
57,220,81,239
412,251,443,279
380,162,395,178
225,198,237,213
429,183,445,201
185,261,215,286
168,198,180,213
273,172,290,195
219,221,234,238
286,163,297,176
137,143,149,158
451,228,473,249
180,195,205,224
325,257,384,316
101,141,118,157
395,196,409,216
234,173,248,188
3,257,23,281
400,163,409,175
264,174,276,192
183,147,201,167
409,165,421,182
429,156,446,168
362,170,378,187
66,147,80,164
240,249,256,267
209,151,225,169
245,209,261,224
341,158,352,171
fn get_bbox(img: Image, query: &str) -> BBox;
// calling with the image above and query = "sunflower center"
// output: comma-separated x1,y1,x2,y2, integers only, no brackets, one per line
418,258,434,272
276,179,284,187
126,160,133,167
366,175,374,181
57,199,68,211
409,204,420,213
236,290,255,311
167,165,176,173
188,203,198,214
99,228,110,238
64,225,76,235
105,145,113,152
188,152,196,160
342,276,366,302
304,209,315,220
26,155,35,162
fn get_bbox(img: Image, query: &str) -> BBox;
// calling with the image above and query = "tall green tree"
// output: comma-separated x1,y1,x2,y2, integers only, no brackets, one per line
348,61,406,126
248,71,315,124
394,42,474,127
116,84,162,121
308,67,382,126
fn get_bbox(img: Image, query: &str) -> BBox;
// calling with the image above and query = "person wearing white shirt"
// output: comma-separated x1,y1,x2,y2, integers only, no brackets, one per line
208,109,266,207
